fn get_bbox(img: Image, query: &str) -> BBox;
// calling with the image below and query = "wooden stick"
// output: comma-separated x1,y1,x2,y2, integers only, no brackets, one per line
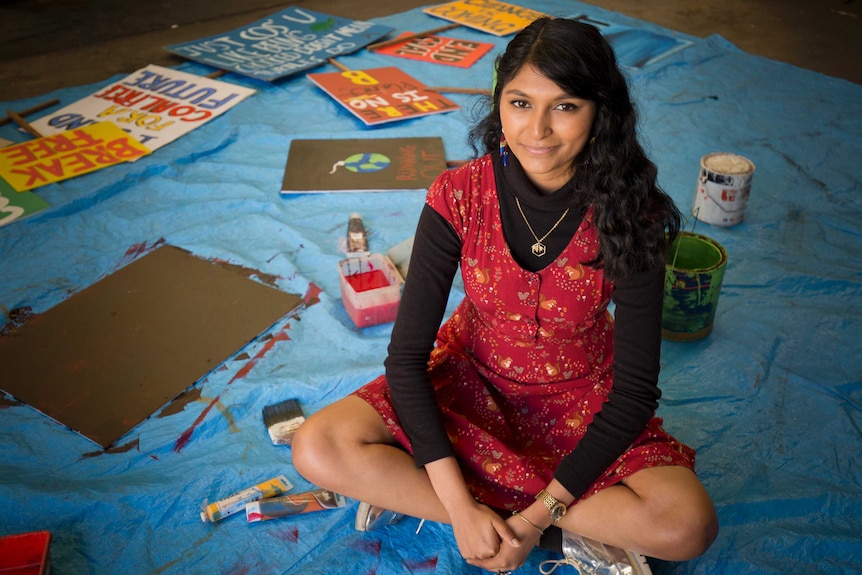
327,57,351,72
366,23,462,51
206,69,228,79
6,110,44,138
0,98,59,127
427,86,492,96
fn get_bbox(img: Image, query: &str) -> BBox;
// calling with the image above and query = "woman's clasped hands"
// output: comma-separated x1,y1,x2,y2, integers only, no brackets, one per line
450,500,542,573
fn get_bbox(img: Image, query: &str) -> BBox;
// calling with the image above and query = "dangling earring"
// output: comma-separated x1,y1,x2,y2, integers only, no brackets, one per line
589,136,596,145
499,133,508,166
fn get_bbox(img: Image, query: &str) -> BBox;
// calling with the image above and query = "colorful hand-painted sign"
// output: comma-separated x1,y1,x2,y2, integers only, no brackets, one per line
30,65,255,152
0,122,149,191
424,0,547,36
280,137,447,194
307,66,459,126
164,7,394,81
373,32,494,68
0,176,49,228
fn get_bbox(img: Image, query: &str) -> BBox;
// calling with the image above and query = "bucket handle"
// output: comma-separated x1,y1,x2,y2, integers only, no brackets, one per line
702,187,748,214
670,209,700,269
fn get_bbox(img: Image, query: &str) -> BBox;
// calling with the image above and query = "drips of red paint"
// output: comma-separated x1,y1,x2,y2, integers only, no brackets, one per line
345,270,390,292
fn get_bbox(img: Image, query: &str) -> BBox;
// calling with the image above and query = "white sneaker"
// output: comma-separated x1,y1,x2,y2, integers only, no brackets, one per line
538,531,652,575
354,501,404,532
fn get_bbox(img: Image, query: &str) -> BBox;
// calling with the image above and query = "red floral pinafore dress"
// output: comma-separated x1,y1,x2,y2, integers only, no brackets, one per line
354,156,694,511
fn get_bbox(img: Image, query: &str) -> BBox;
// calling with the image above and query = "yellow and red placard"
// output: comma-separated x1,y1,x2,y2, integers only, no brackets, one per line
0,122,149,191
424,0,547,36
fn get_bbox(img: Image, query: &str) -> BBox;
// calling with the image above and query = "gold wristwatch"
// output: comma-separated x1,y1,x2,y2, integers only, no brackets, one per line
536,489,567,522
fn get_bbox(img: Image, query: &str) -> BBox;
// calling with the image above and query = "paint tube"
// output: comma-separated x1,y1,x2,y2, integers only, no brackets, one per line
245,489,346,522
200,475,293,523
346,213,369,256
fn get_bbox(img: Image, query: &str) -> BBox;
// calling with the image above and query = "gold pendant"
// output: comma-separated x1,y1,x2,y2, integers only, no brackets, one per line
531,241,546,257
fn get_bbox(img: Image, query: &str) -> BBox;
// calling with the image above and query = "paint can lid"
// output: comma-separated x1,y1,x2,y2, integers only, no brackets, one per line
702,152,754,175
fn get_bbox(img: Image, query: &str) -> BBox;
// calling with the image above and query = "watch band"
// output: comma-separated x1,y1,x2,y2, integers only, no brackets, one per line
536,489,556,508
536,489,567,522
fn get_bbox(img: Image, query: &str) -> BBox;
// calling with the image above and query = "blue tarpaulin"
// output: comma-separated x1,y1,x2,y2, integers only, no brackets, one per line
1,2,860,574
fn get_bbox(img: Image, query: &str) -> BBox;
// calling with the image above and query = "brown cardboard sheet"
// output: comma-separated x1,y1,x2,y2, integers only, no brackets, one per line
0,245,303,448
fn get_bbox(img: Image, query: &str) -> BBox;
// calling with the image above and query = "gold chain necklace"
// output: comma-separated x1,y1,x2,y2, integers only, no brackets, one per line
515,197,570,257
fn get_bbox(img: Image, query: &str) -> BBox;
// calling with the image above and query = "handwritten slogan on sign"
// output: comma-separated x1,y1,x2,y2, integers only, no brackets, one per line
307,67,460,126
0,122,150,192
424,0,547,36
164,7,394,81
374,32,494,68
31,65,255,152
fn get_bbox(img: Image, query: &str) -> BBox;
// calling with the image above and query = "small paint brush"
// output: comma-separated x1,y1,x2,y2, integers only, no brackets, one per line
262,399,306,445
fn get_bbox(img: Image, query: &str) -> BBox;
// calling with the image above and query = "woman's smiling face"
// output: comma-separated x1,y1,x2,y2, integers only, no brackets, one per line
499,64,597,194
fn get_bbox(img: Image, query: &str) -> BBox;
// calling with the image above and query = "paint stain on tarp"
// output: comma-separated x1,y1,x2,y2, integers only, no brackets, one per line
0,305,34,335
81,438,140,459
350,538,382,555
223,563,253,575
272,527,299,543
304,282,323,307
159,386,203,417
226,326,291,386
405,557,439,571
172,324,292,453
121,238,166,266
151,531,218,574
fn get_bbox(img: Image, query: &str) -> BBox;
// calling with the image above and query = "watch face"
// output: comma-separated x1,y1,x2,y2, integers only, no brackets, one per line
550,503,566,521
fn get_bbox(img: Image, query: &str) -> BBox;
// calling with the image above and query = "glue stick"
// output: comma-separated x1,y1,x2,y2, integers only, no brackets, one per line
201,475,293,523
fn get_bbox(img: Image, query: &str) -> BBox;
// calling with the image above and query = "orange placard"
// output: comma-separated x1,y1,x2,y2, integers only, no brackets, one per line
375,32,494,68
307,66,459,126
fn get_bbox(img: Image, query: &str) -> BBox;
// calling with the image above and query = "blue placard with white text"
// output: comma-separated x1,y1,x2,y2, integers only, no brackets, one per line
164,7,395,81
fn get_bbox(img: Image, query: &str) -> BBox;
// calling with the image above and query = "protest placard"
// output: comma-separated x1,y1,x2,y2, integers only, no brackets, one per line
424,0,546,36
30,65,255,152
0,122,150,192
373,32,494,68
0,177,49,228
280,137,447,194
164,7,394,81
307,67,459,126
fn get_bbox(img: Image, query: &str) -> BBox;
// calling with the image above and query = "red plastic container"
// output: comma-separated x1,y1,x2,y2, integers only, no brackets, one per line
0,530,51,575
338,253,404,328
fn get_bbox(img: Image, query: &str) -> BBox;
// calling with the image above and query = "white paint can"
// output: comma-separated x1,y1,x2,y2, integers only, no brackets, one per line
692,152,755,226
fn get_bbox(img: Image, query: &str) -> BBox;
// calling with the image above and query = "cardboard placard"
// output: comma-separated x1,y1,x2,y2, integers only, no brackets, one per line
307,66,459,126
164,7,393,81
0,245,302,448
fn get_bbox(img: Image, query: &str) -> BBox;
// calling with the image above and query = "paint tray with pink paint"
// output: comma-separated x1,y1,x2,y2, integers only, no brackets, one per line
338,253,404,328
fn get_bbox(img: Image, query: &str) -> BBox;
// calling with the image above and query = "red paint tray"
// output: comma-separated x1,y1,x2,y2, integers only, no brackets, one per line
0,530,51,575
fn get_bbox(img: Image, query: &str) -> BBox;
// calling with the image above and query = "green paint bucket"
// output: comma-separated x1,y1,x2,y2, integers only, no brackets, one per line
662,232,728,341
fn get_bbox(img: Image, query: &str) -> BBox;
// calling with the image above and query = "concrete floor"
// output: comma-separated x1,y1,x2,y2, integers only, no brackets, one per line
0,0,860,103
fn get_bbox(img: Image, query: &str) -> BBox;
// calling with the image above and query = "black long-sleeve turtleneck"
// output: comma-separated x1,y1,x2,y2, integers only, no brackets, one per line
384,152,665,500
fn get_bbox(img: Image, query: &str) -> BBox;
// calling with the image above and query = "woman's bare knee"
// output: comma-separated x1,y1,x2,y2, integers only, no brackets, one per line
654,498,718,560
291,411,335,486
624,466,718,560
292,396,391,488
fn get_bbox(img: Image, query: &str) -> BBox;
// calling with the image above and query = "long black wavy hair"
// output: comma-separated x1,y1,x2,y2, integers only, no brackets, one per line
469,17,681,281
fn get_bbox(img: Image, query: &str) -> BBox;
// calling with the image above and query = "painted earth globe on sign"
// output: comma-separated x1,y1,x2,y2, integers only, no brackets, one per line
329,152,391,174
